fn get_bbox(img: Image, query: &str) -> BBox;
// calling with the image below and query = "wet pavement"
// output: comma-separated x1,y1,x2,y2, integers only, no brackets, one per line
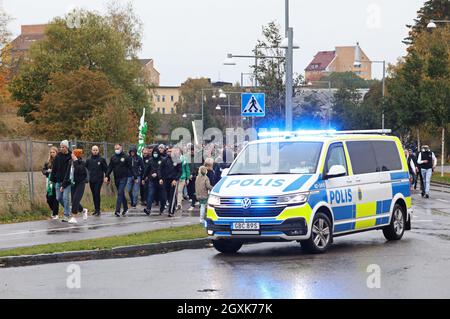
1,189,450,299
0,206,201,250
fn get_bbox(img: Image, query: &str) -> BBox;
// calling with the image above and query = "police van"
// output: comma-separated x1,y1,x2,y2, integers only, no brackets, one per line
205,130,412,254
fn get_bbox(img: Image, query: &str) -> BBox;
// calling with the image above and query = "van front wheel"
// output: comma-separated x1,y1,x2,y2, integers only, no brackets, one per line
212,239,243,254
300,213,332,254
383,203,405,241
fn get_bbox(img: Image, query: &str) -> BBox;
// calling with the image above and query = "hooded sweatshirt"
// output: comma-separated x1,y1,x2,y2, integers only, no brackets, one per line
143,147,164,183
128,146,145,179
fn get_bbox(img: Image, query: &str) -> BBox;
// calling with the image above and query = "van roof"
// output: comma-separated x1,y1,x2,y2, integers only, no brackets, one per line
254,134,399,144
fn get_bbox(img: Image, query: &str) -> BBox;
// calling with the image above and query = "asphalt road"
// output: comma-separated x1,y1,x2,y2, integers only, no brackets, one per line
1,189,450,299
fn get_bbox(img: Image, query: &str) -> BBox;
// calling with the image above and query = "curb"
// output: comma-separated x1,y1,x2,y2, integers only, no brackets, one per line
0,238,212,269
431,181,450,188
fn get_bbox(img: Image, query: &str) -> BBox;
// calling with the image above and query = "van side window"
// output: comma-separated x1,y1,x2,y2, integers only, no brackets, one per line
324,143,347,175
372,141,402,171
346,141,378,174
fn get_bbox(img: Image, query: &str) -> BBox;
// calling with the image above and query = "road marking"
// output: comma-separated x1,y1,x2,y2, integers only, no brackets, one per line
436,199,450,203
0,217,192,237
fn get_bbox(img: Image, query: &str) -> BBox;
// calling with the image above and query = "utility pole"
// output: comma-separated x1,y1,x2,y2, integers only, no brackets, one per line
285,27,294,131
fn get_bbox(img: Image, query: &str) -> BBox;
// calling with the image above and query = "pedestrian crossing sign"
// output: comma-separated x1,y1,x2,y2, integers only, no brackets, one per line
241,93,265,117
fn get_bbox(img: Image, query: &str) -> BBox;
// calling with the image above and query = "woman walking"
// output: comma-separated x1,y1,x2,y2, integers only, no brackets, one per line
42,146,59,219
61,149,88,224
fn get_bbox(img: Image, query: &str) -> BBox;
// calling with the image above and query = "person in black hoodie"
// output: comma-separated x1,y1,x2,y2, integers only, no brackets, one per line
140,146,151,206
61,149,88,224
86,145,108,216
160,147,182,217
142,146,166,215
51,140,72,222
105,144,134,217
126,145,144,209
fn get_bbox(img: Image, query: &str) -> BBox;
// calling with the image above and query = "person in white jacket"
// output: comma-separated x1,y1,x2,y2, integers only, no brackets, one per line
417,145,437,198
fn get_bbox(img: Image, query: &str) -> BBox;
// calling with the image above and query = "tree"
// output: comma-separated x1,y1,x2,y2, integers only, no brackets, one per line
332,88,362,130
9,6,148,122
252,21,303,129
33,68,122,139
320,72,375,89
403,0,449,46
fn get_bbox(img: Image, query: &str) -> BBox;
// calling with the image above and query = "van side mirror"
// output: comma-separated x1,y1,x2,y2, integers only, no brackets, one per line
325,165,347,179
221,168,230,177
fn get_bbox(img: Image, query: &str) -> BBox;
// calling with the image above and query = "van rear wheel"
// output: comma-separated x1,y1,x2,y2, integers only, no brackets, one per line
300,213,332,254
212,239,243,254
383,203,406,241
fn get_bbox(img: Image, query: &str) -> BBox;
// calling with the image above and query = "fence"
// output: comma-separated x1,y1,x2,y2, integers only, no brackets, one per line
0,138,142,205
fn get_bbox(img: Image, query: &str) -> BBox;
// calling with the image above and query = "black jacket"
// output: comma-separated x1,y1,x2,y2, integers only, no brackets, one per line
106,152,133,181
143,148,164,183
160,155,182,181
85,155,108,183
50,151,72,183
42,162,52,178
62,159,87,188
128,153,145,179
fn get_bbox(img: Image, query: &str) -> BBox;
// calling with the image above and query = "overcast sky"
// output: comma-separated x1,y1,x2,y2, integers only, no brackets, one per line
3,0,426,86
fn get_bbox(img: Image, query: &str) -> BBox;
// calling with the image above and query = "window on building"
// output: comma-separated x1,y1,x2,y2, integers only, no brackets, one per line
171,108,174,114
157,95,160,102
162,108,166,114
162,95,166,102
157,107,161,113
171,95,174,102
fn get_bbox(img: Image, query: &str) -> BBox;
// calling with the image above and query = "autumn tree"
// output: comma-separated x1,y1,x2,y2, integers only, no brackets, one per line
9,5,148,123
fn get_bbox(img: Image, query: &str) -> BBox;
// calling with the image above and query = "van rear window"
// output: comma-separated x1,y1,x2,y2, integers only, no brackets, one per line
346,140,402,174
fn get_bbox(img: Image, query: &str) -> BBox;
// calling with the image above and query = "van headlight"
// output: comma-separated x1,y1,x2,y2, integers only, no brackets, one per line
277,192,309,205
208,194,220,207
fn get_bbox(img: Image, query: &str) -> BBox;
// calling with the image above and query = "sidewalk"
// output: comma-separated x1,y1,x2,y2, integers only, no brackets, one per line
0,206,201,251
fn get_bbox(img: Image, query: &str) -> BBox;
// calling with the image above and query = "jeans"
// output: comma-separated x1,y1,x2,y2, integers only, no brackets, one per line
176,180,187,209
115,177,128,213
421,168,432,195
55,182,71,217
146,182,166,212
127,177,141,207
89,181,103,213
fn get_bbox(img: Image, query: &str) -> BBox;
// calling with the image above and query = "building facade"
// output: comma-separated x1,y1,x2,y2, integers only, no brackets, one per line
151,86,180,115
305,44,372,83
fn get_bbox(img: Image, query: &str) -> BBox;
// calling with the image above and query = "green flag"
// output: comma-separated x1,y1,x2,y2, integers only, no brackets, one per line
138,108,148,157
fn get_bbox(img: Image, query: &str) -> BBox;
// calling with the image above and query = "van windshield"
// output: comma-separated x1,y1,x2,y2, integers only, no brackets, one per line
228,141,323,175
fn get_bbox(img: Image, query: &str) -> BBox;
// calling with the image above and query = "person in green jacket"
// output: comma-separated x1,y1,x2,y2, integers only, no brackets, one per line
176,147,191,212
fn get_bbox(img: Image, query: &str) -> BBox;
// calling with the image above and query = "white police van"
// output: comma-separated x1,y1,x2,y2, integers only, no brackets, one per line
205,130,412,254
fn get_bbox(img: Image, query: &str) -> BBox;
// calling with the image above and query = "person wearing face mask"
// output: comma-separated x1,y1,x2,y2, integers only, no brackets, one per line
51,140,72,222
142,146,166,215
140,147,151,206
126,145,144,209
61,149,89,224
417,145,437,199
160,147,182,217
105,144,133,217
86,145,108,216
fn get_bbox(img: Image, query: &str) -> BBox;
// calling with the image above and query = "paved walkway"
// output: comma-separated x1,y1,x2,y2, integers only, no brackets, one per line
0,206,201,251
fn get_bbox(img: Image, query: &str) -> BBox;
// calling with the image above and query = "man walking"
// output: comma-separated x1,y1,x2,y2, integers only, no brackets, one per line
160,147,182,217
140,146,151,206
86,145,108,216
176,147,190,212
51,140,72,222
417,145,437,199
105,144,133,217
143,146,166,216
127,145,144,209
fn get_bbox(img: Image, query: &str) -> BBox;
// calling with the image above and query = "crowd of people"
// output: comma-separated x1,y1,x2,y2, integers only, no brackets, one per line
42,140,236,224
405,145,437,199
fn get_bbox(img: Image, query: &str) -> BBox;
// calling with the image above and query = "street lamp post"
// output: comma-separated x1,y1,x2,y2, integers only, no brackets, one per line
354,57,386,130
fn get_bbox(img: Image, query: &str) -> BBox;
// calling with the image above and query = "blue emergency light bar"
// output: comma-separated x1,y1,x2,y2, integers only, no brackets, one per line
258,129,392,139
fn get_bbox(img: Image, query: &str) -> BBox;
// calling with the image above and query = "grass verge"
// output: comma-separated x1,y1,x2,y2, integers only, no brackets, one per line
432,172,450,185
0,224,207,258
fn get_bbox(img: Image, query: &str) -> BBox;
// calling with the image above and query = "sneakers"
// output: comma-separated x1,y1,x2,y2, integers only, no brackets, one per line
61,216,69,223
68,217,78,224
144,208,150,216
176,205,182,211
122,210,128,217
82,209,88,221
51,215,59,220
188,207,195,211
93,211,101,217
425,194,430,199
115,212,121,217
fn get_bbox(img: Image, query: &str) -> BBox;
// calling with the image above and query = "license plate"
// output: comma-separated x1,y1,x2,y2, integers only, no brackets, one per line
232,222,260,230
